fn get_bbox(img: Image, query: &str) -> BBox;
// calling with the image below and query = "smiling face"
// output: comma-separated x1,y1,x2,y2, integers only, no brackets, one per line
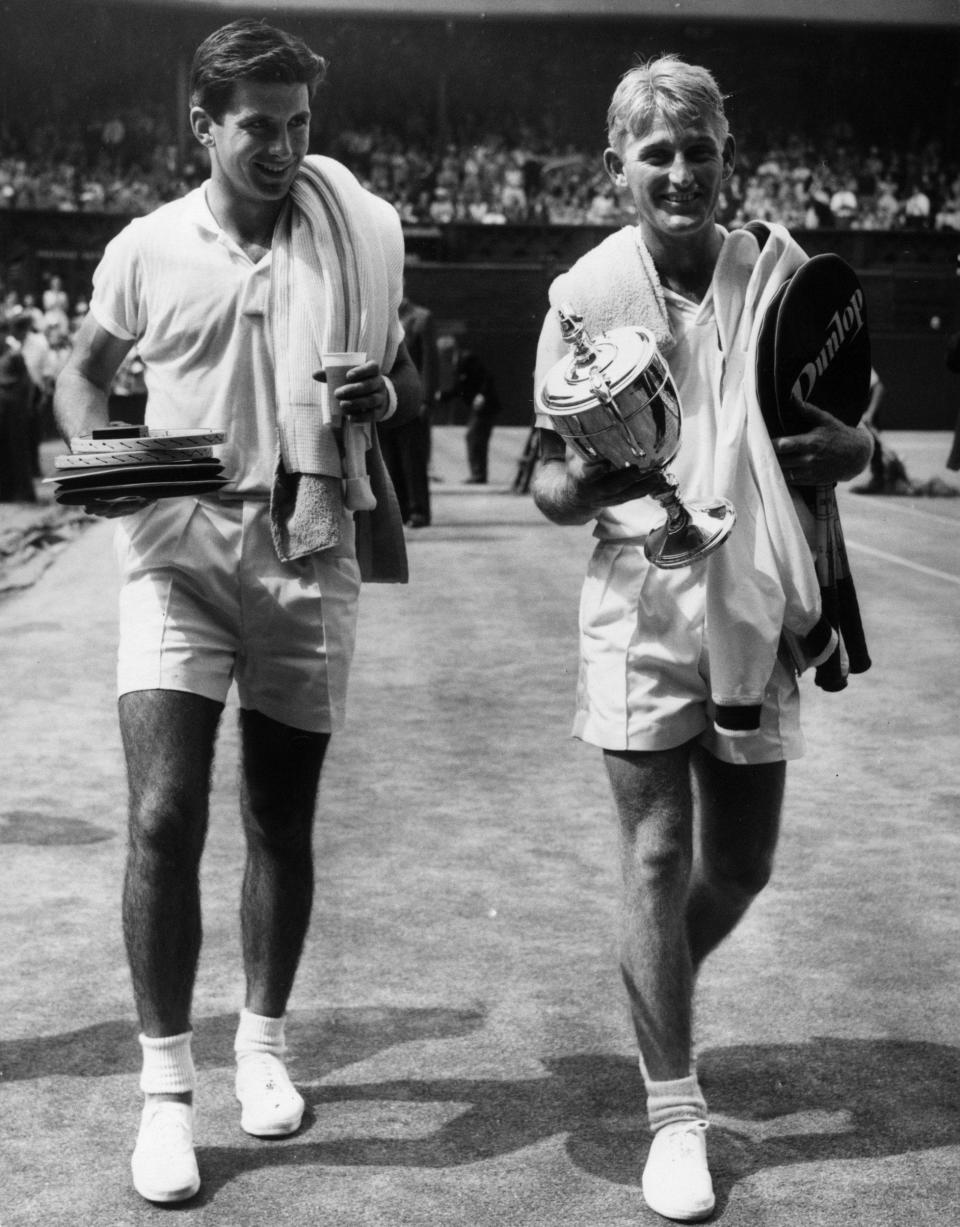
605,113,734,248
192,79,312,212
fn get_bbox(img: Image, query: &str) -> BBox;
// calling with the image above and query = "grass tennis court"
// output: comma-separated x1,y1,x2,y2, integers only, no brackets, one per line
1,427,957,1226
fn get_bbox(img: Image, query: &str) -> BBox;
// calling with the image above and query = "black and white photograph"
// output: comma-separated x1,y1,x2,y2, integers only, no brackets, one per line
1,0,958,1223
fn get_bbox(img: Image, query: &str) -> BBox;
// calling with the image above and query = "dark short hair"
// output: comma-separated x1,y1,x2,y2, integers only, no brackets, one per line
190,19,327,121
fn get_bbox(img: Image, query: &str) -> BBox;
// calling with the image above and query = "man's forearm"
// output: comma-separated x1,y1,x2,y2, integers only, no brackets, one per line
54,365,111,446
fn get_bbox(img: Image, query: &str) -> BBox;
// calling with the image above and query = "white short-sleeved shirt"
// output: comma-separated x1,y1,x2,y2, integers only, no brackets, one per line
91,186,283,493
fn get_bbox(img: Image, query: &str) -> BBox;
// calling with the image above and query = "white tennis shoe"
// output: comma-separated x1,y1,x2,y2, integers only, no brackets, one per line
235,1052,305,1137
642,1119,716,1222
131,1099,200,1203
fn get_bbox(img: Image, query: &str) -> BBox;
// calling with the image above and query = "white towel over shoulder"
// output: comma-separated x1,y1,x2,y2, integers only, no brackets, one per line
271,155,404,478
548,226,674,355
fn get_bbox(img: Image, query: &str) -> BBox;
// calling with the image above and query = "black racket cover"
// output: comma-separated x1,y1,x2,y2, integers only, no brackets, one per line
772,254,871,436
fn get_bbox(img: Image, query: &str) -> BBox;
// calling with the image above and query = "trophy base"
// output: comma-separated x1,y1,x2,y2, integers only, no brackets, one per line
644,498,736,569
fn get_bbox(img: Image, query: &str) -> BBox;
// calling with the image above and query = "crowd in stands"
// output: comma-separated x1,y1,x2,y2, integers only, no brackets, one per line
2,107,959,232
0,265,153,503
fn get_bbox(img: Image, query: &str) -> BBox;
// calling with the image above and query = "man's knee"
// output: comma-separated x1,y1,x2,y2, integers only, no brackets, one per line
239,709,327,847
706,846,775,902
626,833,692,892
120,690,220,860
241,797,315,855
128,782,208,864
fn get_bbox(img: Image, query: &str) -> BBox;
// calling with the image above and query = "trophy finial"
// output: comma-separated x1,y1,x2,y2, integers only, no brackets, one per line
556,303,597,366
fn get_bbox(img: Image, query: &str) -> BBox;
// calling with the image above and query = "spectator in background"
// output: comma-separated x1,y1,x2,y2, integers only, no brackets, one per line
435,332,461,426
459,348,501,484
934,181,960,230
945,331,960,472
851,371,894,493
802,174,834,228
42,274,70,327
903,182,932,229
13,312,48,475
19,293,44,330
829,176,859,228
380,296,437,527
108,346,148,426
38,320,72,446
500,152,528,220
69,299,89,335
1,93,958,233
874,175,902,228
586,184,619,225
428,186,456,225
0,316,39,501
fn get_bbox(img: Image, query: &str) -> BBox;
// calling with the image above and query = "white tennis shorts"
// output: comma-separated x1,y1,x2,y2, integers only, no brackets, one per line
114,497,361,733
573,540,804,765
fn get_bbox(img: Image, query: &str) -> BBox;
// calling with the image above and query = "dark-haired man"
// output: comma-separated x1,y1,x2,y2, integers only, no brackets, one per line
55,19,419,1203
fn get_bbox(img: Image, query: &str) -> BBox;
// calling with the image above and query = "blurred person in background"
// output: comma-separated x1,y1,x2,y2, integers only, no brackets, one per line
903,181,932,228
42,273,70,324
9,311,48,475
380,294,437,526
0,315,39,501
37,320,73,452
829,175,859,228
107,345,148,427
460,348,502,484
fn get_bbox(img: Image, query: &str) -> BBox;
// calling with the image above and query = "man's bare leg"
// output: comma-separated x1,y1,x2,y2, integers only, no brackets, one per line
685,748,785,972
237,708,328,1018
120,689,223,1097
605,744,715,1221
604,745,696,1081
231,710,328,1139
121,689,222,1204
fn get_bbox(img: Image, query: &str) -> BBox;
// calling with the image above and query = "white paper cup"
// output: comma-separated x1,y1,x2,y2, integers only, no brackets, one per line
322,351,366,425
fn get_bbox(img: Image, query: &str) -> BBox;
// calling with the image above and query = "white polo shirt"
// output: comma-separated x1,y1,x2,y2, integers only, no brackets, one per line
91,186,284,493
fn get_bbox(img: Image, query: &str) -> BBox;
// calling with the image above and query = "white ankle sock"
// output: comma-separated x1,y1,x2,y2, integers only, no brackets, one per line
234,1008,286,1059
641,1065,708,1133
138,1031,196,1095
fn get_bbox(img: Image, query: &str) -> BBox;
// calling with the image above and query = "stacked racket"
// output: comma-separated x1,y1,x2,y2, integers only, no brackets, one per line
46,426,229,506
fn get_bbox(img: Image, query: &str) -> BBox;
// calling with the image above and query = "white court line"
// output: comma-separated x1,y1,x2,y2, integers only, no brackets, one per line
842,498,960,529
847,540,960,587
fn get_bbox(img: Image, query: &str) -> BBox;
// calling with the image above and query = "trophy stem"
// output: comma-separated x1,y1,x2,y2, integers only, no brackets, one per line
645,472,736,569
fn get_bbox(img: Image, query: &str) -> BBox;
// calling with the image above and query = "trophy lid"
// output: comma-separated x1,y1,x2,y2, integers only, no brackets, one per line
538,304,657,414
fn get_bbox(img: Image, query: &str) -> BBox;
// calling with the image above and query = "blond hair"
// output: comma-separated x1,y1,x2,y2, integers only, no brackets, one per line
606,55,729,154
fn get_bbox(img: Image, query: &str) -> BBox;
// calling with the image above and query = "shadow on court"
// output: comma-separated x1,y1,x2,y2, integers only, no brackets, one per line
0,1005,486,1082
7,1017,953,1211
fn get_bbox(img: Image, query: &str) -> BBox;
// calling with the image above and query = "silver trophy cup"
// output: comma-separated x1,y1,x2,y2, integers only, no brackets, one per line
537,304,736,568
